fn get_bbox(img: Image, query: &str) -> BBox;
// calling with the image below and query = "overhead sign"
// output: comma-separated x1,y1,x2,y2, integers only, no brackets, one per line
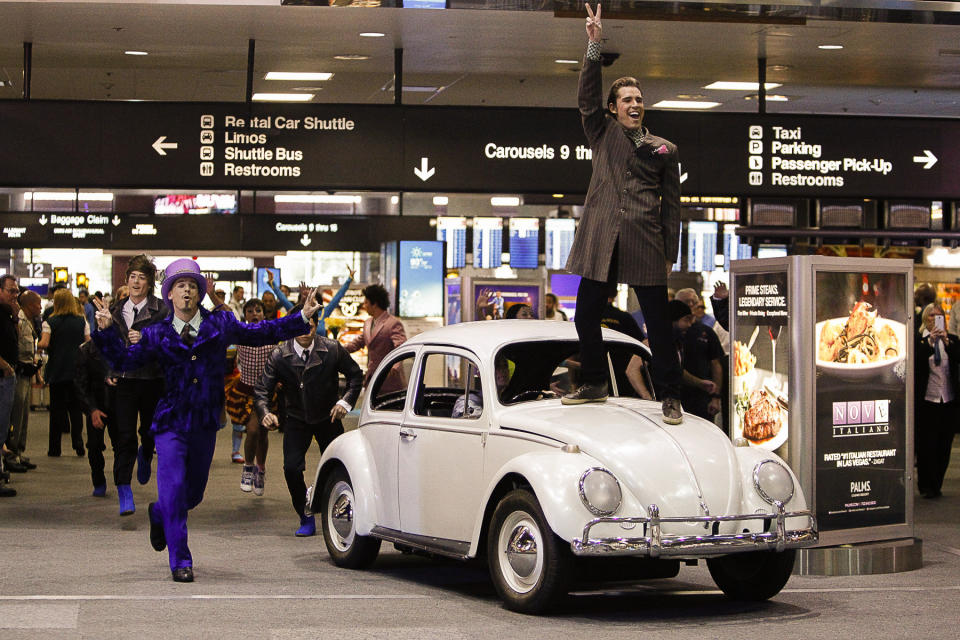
239,216,435,252
1,101,960,198
111,214,242,250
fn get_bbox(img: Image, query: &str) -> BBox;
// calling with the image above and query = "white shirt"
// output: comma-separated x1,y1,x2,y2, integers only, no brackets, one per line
171,312,203,341
122,298,145,329
922,328,954,403
292,339,352,412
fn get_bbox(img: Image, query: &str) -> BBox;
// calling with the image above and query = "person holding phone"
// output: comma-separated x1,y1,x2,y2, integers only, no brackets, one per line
915,303,960,499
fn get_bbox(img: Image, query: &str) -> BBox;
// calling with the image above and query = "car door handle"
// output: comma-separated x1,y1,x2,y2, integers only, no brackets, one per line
399,428,417,441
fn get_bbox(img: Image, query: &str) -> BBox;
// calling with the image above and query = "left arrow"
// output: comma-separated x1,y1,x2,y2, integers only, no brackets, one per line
152,136,179,156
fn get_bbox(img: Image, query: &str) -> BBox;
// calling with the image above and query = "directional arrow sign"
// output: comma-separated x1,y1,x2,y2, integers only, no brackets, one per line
414,157,435,182
38,215,48,226
112,215,121,226
152,136,179,156
912,149,938,170
300,233,312,247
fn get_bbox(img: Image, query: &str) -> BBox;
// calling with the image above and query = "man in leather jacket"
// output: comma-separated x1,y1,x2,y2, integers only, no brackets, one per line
254,303,363,537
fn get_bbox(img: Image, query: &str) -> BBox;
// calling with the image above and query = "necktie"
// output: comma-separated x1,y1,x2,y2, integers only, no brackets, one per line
180,323,195,346
301,350,309,365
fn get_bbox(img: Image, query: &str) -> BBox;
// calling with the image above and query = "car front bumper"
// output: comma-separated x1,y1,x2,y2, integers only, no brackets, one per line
571,502,818,557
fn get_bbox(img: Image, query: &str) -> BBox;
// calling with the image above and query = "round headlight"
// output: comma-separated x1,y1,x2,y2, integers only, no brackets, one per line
753,460,795,505
579,467,622,516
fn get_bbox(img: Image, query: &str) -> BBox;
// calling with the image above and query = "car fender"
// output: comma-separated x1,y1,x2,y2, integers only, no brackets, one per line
309,430,381,537
733,446,811,531
470,449,645,554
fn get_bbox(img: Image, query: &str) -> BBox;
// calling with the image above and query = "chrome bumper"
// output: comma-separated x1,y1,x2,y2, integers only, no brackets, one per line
571,502,818,557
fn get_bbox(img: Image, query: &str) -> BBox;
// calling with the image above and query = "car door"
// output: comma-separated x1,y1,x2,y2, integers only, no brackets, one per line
398,348,486,542
359,348,418,532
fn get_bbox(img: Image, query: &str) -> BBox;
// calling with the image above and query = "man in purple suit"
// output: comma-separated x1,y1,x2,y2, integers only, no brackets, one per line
93,258,320,583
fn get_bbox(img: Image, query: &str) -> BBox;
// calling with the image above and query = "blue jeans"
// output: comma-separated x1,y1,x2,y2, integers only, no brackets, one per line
0,375,16,450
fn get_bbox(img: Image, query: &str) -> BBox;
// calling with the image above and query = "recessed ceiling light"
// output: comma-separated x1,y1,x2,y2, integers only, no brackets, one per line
818,44,843,50
704,81,782,91
124,50,148,56
745,94,789,102
252,93,315,102
403,86,438,92
433,196,449,206
293,87,324,91
264,72,333,81
334,54,370,61
768,64,791,71
652,100,721,110
274,195,360,204
675,93,707,100
552,194,564,198
491,197,521,207
555,59,579,64
360,32,385,37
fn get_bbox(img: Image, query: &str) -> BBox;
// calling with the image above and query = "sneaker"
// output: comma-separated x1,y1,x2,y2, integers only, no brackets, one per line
240,465,255,493
662,397,683,425
561,381,609,405
253,468,265,496
295,514,316,537
231,452,245,464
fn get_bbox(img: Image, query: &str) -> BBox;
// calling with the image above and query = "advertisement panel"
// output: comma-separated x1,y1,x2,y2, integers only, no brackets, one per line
398,240,443,318
731,271,790,458
472,282,541,321
814,271,908,531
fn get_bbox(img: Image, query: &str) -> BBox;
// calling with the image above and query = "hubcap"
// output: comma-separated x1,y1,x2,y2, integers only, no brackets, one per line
497,510,544,594
327,480,355,551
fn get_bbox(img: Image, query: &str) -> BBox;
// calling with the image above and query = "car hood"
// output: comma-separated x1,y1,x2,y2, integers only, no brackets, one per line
495,399,742,521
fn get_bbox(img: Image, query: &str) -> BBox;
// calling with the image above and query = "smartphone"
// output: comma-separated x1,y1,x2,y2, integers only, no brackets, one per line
935,315,945,331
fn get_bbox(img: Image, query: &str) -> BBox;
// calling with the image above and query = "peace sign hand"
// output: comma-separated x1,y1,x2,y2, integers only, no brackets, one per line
585,4,602,43
92,297,113,330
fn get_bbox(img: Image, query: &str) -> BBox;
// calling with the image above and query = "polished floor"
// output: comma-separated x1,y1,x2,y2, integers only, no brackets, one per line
2,409,959,638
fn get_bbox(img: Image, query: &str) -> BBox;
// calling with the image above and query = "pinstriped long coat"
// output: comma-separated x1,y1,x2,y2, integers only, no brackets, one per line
565,56,681,286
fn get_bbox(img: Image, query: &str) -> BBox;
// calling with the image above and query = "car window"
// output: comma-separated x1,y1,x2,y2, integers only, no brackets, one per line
369,352,416,412
498,339,652,404
414,352,483,419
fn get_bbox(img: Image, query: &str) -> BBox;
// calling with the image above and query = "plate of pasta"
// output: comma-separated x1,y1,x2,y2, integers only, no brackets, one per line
816,301,906,378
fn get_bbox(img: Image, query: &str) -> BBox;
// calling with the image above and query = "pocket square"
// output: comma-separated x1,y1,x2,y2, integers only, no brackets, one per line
654,144,669,155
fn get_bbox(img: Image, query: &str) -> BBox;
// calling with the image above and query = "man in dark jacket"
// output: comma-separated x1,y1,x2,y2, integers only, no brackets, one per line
255,304,363,537
562,5,683,425
75,340,116,497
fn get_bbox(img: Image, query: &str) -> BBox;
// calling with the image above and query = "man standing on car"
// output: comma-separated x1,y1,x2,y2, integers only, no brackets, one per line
254,302,362,537
563,4,683,426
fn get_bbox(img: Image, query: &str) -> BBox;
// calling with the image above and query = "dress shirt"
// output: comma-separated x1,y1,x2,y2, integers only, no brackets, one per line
922,328,954,403
171,312,203,341
122,298,145,329
292,339,351,412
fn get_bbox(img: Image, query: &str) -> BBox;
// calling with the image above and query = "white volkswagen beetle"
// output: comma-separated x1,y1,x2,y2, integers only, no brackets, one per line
306,321,817,614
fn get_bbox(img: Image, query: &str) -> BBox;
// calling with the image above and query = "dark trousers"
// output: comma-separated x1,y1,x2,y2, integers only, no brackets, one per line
113,378,161,485
917,400,957,494
282,417,343,518
152,428,218,571
86,412,117,488
48,380,84,455
575,278,681,400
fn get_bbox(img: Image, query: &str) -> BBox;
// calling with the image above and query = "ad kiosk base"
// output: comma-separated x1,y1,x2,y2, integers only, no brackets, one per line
796,537,923,576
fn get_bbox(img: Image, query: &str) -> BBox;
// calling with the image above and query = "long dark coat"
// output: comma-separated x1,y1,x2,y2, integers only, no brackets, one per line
565,55,681,286
94,308,308,435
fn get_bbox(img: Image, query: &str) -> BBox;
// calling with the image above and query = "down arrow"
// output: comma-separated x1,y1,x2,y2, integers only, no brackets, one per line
414,157,436,182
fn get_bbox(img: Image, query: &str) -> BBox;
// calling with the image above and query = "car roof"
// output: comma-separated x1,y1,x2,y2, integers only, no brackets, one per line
404,320,646,361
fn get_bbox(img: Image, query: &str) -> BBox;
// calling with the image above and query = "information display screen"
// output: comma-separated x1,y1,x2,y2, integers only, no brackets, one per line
813,271,908,531
722,223,753,269
436,216,467,269
508,218,540,269
472,217,503,269
687,221,718,273
154,193,236,214
398,240,443,318
545,218,575,270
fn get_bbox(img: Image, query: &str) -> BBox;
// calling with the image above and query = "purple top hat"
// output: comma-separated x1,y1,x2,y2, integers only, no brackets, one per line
161,258,207,307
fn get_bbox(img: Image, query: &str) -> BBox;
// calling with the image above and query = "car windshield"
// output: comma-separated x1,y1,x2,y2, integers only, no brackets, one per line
495,339,653,405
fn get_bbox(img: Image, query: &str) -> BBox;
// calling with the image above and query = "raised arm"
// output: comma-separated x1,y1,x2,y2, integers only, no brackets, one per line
579,4,606,146
319,264,356,322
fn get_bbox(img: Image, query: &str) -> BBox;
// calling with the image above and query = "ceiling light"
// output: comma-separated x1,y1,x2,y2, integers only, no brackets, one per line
745,94,789,101
552,194,564,198
704,81,782,91
293,87,324,91
433,196,449,206
0,81,9,87
653,100,720,110
818,45,843,50
25,192,115,202
252,93,314,102
273,195,361,204
334,54,370,61
555,59,579,64
768,64,791,71
402,86,438,92
124,50,148,56
491,197,521,207
390,196,399,205
264,72,333,81
675,93,707,100
360,32,385,38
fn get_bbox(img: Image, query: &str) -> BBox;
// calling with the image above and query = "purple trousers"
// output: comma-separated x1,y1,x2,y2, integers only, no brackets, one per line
151,428,217,571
